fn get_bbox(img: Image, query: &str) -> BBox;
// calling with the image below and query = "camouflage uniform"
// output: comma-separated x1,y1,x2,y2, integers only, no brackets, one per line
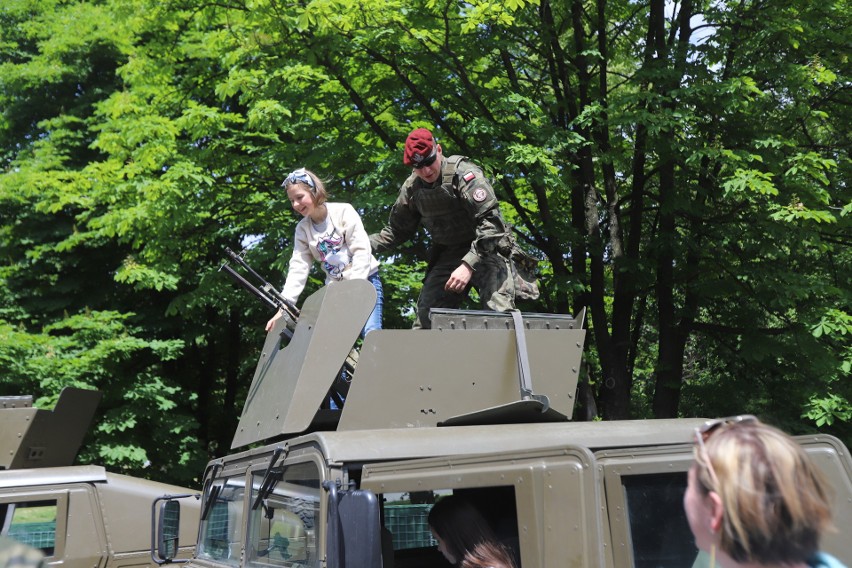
370,155,516,329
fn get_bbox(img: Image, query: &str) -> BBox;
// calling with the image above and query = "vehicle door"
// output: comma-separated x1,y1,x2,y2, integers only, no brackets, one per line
597,445,696,568
0,484,105,568
360,446,603,568
795,435,852,560
598,435,852,568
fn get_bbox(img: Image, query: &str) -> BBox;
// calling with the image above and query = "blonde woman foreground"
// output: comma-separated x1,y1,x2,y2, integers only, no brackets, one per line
684,416,847,568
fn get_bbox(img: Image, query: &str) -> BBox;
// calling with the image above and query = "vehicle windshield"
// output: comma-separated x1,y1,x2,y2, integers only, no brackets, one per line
246,461,321,568
197,476,246,565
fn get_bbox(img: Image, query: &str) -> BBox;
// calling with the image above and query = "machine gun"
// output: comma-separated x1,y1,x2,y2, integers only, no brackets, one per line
219,247,300,338
219,247,356,408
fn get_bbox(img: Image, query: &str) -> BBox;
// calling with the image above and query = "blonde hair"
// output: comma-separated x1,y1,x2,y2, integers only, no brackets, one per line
695,419,834,564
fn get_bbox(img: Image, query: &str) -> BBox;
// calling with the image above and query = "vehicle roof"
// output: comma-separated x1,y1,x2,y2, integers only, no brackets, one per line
229,418,709,466
0,464,200,496
0,464,107,488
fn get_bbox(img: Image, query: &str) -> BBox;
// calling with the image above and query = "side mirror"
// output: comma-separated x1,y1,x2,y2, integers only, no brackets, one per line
323,481,382,568
151,494,199,564
158,500,181,560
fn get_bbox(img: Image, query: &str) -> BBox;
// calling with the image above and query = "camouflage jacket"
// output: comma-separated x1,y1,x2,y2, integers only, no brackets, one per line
369,155,509,270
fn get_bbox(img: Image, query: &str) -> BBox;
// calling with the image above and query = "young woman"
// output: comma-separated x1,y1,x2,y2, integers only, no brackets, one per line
266,167,382,336
684,416,846,568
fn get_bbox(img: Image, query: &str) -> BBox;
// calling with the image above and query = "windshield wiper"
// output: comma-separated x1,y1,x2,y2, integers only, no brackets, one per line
251,446,286,511
200,461,224,521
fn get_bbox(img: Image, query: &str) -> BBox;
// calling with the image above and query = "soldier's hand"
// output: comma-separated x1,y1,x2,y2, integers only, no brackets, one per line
445,263,473,293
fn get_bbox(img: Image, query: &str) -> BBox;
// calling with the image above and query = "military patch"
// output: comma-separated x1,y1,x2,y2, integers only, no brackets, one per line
472,188,487,202
463,172,476,182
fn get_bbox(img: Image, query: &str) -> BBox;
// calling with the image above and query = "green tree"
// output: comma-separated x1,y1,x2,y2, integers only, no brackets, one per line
1,0,848,485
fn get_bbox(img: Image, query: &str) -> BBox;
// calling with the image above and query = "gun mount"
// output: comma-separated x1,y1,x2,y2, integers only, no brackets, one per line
219,247,299,331
0,387,102,470
231,279,585,449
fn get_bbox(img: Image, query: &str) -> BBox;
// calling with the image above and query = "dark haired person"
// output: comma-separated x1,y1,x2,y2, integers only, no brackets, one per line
428,495,517,568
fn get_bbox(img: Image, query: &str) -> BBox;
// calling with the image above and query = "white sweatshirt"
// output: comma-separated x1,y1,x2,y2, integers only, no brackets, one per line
281,202,380,304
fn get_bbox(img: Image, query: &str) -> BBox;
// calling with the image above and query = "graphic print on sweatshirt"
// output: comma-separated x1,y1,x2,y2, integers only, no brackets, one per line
316,228,351,279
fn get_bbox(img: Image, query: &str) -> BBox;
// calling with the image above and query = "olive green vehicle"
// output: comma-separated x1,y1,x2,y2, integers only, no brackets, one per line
156,279,852,568
0,387,200,568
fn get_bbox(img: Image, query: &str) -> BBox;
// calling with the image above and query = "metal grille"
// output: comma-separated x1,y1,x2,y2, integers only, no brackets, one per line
384,505,437,550
8,522,56,549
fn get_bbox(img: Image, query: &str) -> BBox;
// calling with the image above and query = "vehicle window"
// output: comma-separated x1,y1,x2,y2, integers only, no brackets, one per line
623,473,698,568
0,500,57,556
381,487,519,568
197,476,246,565
246,461,320,568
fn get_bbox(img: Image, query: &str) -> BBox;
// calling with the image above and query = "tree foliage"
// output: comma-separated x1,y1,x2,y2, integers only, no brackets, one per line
1,0,849,482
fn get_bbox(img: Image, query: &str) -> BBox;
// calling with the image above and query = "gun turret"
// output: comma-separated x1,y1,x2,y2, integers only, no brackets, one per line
0,388,102,469
220,248,358,408
231,280,584,448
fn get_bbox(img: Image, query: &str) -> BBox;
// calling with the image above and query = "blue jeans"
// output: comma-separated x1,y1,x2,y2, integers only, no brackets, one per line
332,272,382,410
362,271,383,337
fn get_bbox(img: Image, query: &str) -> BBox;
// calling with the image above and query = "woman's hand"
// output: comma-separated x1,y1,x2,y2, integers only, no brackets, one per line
265,309,284,331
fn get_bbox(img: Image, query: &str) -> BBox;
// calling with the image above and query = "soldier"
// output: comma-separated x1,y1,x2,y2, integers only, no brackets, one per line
370,128,536,329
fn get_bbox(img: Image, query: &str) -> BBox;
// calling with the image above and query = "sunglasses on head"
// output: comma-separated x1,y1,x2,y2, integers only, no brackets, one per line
694,415,758,490
283,168,315,190
412,148,438,170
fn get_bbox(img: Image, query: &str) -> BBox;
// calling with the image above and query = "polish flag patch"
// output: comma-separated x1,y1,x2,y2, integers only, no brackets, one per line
463,172,476,182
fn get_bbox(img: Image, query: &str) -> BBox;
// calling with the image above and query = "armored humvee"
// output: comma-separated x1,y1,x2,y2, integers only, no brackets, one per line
0,387,200,568
155,280,852,567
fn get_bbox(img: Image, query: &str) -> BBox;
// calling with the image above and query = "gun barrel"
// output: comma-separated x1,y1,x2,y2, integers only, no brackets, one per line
226,248,272,287
224,248,300,317
220,263,279,312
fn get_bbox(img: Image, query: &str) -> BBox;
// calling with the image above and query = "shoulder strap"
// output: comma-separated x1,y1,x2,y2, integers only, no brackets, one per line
442,155,468,197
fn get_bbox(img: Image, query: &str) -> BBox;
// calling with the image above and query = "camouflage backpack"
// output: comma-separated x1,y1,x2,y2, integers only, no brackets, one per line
443,155,541,301
505,232,541,301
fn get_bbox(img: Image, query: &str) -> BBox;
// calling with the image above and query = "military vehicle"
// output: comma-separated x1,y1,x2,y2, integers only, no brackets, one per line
0,387,200,568
155,279,852,567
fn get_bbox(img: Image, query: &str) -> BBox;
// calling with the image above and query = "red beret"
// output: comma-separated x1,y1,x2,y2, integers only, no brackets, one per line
403,128,437,167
